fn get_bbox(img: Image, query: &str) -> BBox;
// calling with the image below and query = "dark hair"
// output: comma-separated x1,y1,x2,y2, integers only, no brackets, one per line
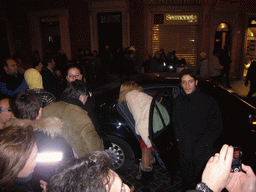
66,64,83,77
1,57,13,68
10,90,41,120
49,151,111,192
179,68,197,81
127,50,135,56
42,56,54,67
63,80,89,100
0,125,36,188
213,49,220,55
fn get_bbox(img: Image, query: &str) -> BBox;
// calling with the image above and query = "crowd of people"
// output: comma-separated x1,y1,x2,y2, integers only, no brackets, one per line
0,47,255,192
198,48,232,89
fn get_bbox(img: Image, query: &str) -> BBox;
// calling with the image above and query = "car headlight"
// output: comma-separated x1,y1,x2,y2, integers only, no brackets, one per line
36,152,63,163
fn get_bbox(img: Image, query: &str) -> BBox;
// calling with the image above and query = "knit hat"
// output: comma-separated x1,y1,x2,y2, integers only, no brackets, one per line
24,68,44,89
200,52,207,59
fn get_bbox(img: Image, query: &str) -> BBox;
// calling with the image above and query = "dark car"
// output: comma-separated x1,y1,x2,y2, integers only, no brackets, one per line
94,73,256,173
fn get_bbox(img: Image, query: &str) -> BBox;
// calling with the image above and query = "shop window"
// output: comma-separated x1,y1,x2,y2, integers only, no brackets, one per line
244,25,256,77
41,18,61,56
214,23,231,53
152,24,198,69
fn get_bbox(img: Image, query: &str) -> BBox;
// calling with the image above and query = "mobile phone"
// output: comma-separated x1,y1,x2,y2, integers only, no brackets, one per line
231,146,242,172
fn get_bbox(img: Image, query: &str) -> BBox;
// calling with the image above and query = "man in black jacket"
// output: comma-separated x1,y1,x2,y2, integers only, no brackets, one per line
41,56,62,100
172,69,223,191
0,58,28,97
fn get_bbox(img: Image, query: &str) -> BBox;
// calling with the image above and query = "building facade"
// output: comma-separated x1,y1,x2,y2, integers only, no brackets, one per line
1,0,256,78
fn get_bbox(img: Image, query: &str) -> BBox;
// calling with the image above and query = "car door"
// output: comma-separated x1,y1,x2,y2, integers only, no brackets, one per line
148,86,180,177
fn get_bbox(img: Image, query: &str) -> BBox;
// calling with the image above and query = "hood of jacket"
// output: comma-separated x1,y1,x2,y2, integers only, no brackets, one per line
4,117,62,138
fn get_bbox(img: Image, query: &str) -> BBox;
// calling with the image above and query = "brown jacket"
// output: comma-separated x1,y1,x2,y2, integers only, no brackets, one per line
42,101,104,157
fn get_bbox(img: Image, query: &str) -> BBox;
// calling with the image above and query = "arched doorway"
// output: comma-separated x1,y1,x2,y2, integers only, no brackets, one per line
214,23,231,53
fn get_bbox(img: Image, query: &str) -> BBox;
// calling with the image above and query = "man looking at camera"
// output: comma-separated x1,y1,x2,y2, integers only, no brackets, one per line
172,69,223,191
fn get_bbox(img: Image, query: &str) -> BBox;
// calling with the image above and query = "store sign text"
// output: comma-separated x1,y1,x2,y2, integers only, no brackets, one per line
166,14,197,23
145,0,200,5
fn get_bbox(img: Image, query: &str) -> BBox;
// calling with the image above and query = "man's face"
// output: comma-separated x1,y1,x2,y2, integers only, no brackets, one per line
0,98,14,128
48,59,55,70
4,59,18,75
181,74,198,95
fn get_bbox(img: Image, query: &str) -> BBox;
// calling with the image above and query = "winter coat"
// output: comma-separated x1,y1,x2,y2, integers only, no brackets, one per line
172,87,223,151
0,72,28,97
199,58,208,77
42,97,104,157
125,90,170,148
209,55,223,77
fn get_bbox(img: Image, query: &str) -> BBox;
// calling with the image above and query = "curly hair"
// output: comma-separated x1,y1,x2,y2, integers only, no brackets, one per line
0,125,36,188
118,81,143,104
49,151,112,192
179,68,197,81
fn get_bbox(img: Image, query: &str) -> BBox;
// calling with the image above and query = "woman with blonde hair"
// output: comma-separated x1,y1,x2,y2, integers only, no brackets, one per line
119,81,169,185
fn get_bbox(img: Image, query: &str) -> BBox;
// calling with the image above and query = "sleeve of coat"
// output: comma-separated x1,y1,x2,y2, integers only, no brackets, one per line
80,120,104,155
199,97,223,146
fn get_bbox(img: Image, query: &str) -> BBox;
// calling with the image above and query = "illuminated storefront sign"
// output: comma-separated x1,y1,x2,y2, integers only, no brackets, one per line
164,14,198,25
145,0,200,5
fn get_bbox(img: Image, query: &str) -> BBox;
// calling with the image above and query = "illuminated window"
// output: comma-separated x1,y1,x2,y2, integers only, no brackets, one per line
216,23,230,32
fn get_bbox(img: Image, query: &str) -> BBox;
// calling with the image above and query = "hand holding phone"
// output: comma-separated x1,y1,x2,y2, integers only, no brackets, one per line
231,146,242,172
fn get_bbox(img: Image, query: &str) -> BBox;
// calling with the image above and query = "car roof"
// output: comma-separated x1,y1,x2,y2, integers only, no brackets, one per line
94,72,215,95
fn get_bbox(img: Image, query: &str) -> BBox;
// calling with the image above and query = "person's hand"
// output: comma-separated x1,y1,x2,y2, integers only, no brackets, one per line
226,164,256,192
130,186,135,192
40,180,48,192
245,81,248,87
201,144,233,192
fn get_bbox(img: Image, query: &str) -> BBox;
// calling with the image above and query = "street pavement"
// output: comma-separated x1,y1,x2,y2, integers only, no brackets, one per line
116,160,182,192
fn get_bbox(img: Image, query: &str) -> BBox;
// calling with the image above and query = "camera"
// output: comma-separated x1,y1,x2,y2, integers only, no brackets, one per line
231,146,242,172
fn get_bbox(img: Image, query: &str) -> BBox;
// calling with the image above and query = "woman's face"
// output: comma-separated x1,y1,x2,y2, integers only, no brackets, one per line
66,67,83,83
17,144,38,178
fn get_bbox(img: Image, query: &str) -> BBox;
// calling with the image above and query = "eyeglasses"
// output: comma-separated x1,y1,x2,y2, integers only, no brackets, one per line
67,74,82,79
0,109,11,113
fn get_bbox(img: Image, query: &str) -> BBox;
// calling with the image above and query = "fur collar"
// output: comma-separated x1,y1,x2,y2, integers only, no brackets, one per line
4,117,63,138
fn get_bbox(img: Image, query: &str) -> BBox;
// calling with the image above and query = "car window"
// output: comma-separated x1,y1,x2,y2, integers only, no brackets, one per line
150,87,177,135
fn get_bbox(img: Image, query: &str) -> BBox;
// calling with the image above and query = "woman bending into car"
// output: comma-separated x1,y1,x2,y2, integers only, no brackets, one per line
119,81,169,185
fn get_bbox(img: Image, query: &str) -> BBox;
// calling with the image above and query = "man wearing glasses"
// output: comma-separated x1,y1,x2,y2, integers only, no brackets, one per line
0,98,14,129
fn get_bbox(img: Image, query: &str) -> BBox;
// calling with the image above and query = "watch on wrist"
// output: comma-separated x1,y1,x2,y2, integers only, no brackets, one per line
196,182,214,192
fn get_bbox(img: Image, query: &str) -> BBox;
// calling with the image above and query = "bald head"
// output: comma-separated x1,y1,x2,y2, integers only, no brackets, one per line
0,98,14,129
